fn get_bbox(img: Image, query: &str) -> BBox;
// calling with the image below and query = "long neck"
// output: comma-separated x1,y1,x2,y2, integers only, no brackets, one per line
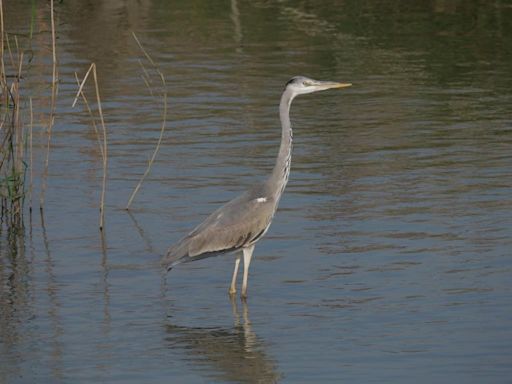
268,89,294,199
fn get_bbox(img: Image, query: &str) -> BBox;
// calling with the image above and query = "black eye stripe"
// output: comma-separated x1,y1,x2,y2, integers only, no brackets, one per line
285,77,311,88
285,77,298,87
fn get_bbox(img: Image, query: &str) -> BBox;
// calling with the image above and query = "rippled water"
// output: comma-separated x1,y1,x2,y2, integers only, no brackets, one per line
1,1,512,383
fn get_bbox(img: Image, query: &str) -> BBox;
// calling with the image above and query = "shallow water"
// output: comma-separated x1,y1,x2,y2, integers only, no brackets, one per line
1,1,512,383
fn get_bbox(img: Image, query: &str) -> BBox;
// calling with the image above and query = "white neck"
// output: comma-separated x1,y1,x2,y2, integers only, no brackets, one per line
268,88,295,200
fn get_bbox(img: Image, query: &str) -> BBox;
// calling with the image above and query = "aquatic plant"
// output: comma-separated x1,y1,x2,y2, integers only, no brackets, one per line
73,63,108,230
0,0,57,227
125,32,168,210
0,1,27,227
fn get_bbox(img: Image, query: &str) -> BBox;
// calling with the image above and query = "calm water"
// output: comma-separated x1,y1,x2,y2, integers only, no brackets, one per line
1,1,512,383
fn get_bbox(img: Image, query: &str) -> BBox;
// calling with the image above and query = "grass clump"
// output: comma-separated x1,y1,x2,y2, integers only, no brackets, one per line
0,1,27,227
0,0,57,228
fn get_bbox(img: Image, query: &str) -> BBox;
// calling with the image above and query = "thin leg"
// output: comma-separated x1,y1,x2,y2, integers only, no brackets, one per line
241,245,254,300
229,253,241,295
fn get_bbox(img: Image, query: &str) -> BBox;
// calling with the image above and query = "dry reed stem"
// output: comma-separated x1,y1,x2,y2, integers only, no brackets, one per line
138,58,153,85
73,63,108,230
72,64,94,108
73,72,104,158
14,35,19,61
4,32,14,70
40,0,58,210
131,32,156,66
15,52,23,171
13,63,21,192
29,97,33,211
126,32,168,210
0,0,5,91
138,59,154,96
91,65,108,230
141,74,153,96
0,0,4,71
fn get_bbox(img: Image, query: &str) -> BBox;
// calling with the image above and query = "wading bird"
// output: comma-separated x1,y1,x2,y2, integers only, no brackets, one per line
162,76,351,298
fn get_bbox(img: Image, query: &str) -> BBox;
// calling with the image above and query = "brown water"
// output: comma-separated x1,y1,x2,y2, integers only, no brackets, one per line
1,1,512,383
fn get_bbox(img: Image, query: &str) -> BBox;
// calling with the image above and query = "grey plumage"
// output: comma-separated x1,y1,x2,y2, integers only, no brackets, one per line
164,185,276,268
162,76,351,298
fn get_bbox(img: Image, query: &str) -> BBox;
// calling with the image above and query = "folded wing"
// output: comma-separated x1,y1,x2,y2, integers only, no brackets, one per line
162,191,275,270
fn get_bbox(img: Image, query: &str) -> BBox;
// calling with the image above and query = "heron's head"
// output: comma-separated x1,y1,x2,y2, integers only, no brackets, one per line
285,76,352,96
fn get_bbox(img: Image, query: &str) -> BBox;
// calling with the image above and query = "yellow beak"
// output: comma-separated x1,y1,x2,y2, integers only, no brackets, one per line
313,81,352,91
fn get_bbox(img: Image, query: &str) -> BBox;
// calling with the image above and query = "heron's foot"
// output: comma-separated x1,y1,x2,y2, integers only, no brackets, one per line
241,291,248,301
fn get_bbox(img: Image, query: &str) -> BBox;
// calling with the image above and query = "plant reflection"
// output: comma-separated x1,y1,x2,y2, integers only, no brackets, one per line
165,298,281,383
39,211,64,381
0,221,30,355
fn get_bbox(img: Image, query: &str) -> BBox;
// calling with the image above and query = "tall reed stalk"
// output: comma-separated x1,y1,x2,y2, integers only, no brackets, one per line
0,0,5,89
39,0,58,210
28,97,33,212
73,63,108,230
125,32,168,210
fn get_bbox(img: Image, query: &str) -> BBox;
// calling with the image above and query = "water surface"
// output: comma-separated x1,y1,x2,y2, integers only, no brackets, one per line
1,1,511,383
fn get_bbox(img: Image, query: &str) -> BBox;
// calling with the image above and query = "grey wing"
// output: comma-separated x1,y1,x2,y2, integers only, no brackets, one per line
162,192,275,269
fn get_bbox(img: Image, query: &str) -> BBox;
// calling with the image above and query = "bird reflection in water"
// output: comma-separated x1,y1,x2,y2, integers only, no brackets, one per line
165,299,281,383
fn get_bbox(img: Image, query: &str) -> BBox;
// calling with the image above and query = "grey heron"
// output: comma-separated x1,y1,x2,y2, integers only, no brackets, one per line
162,76,352,298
